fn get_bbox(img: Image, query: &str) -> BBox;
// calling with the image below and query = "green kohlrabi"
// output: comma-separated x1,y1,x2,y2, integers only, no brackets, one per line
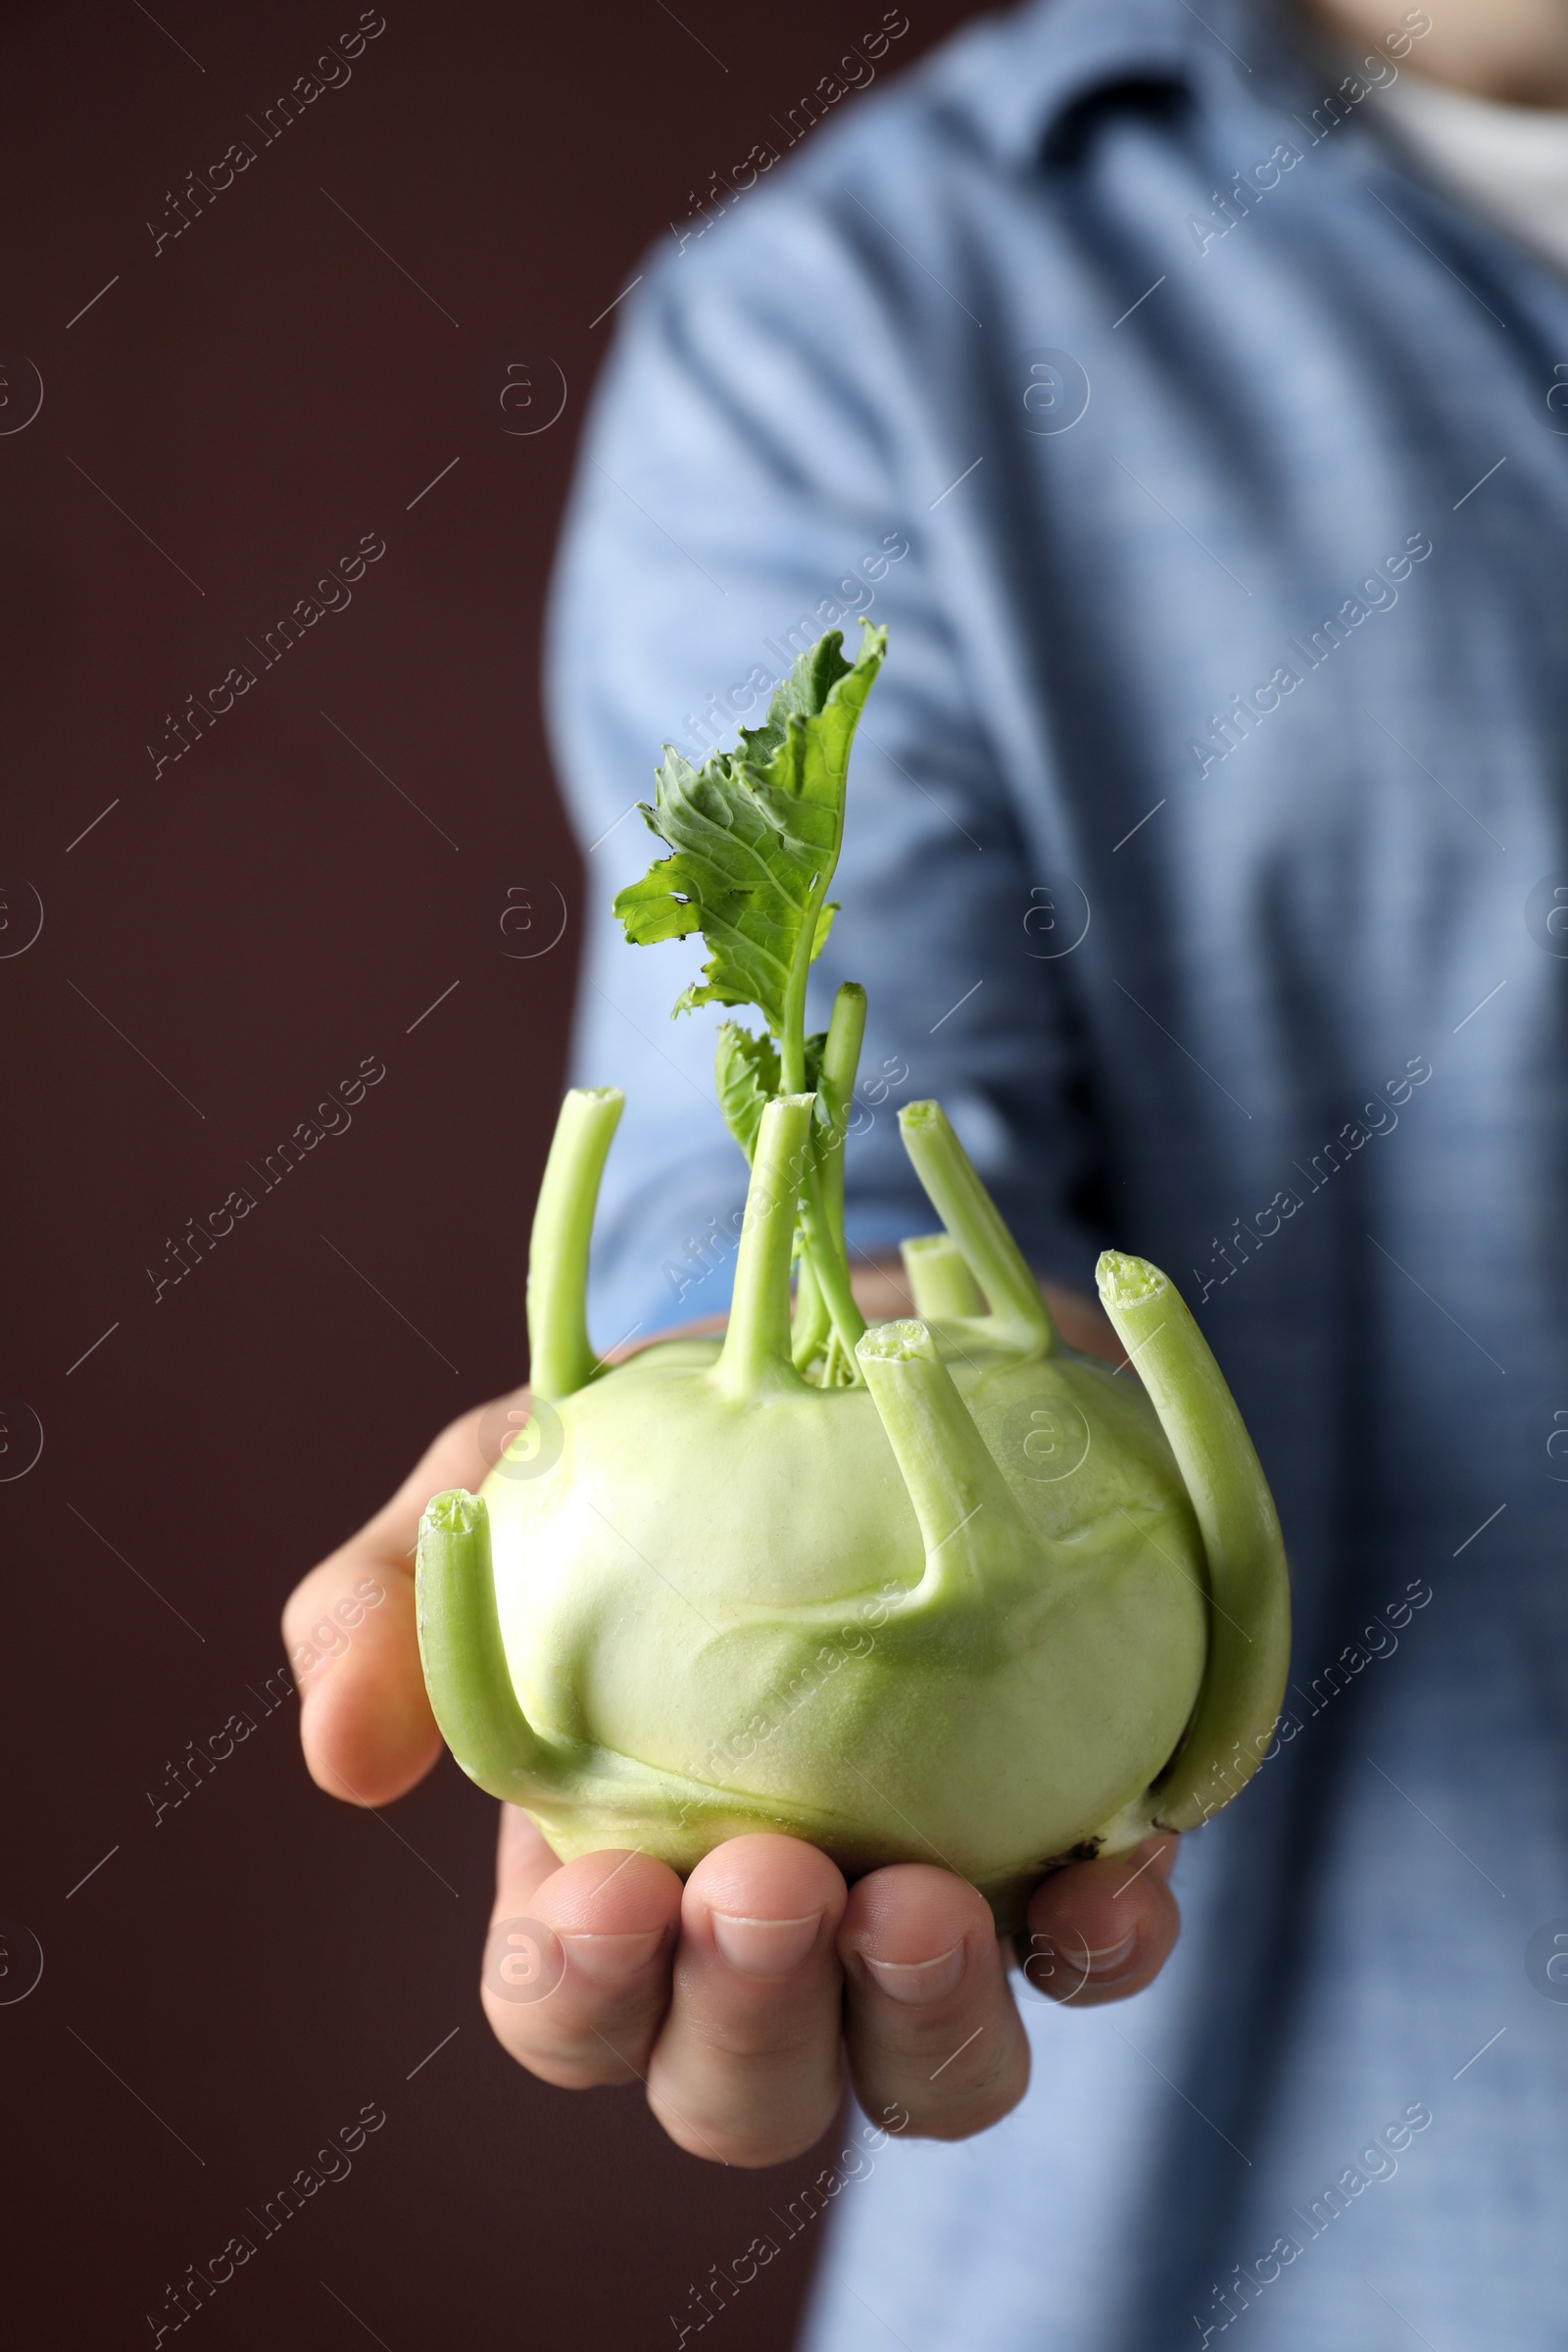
416,620,1291,1929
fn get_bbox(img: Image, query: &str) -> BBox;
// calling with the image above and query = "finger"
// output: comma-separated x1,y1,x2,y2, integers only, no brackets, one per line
840,1865,1029,2140
480,1806,685,2091
645,1834,848,2168
1016,1835,1180,2007
281,1396,507,1805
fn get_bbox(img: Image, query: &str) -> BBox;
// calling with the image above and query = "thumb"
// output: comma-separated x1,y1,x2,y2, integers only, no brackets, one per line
285,1541,440,1805
282,1398,507,1805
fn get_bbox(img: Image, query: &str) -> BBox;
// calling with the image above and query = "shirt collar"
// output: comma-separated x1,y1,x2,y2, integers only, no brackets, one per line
943,0,1326,167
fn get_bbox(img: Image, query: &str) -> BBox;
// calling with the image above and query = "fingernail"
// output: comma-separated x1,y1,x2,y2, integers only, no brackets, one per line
1083,1931,1138,1975
710,1910,822,1976
862,1939,966,2004
558,1928,664,1986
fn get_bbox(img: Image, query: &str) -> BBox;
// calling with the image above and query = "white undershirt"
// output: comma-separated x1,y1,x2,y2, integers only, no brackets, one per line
1367,68,1568,277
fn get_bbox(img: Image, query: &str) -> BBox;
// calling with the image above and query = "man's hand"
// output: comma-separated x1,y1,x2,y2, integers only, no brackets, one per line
282,1277,1182,2166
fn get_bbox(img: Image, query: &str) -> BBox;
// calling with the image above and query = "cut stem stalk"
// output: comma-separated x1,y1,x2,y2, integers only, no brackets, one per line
901,1232,987,1320
416,1489,566,1803
856,1320,1033,1603
526,1088,623,1400
1094,1251,1291,1834
897,1102,1054,1355
716,1094,815,1399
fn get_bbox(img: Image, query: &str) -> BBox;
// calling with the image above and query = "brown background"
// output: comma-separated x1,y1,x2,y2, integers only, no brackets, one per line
0,2,972,2344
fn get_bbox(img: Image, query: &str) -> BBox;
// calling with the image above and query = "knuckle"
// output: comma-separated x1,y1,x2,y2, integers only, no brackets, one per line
1072,1959,1162,2006
482,2003,634,2089
686,2008,828,2069
909,2048,1029,2140
651,2098,830,2170
913,2082,1024,2141
851,2001,1029,2141
516,2048,628,2090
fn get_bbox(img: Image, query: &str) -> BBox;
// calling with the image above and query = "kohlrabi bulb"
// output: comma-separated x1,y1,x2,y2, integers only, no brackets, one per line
416,622,1289,1929
417,1091,1290,1931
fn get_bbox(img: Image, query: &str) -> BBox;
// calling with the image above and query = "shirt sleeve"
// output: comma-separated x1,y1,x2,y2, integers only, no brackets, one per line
544,170,1106,1348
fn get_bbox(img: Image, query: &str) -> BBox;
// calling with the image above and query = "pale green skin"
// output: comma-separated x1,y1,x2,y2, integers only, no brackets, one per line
484,1331,1208,1912
417,1090,1292,1935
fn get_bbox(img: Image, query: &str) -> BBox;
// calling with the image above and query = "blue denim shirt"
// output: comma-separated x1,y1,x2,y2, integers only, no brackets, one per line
546,0,1568,2339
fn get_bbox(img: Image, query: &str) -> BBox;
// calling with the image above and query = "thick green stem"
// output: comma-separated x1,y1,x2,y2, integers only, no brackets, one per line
778,878,828,1095
791,1250,829,1371
812,985,864,1279
792,983,867,1373
1094,1251,1291,1834
526,1088,623,1401
798,1162,866,1367
901,1232,987,1320
716,1094,815,1399
815,983,866,1204
856,1320,1033,1603
416,1489,567,1803
897,1102,1054,1356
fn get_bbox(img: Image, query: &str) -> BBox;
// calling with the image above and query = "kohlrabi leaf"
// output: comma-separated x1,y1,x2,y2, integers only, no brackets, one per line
613,619,886,1038
714,1023,781,1163
714,1024,839,1164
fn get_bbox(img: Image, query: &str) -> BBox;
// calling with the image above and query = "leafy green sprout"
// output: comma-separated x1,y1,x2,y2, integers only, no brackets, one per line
612,619,888,1383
